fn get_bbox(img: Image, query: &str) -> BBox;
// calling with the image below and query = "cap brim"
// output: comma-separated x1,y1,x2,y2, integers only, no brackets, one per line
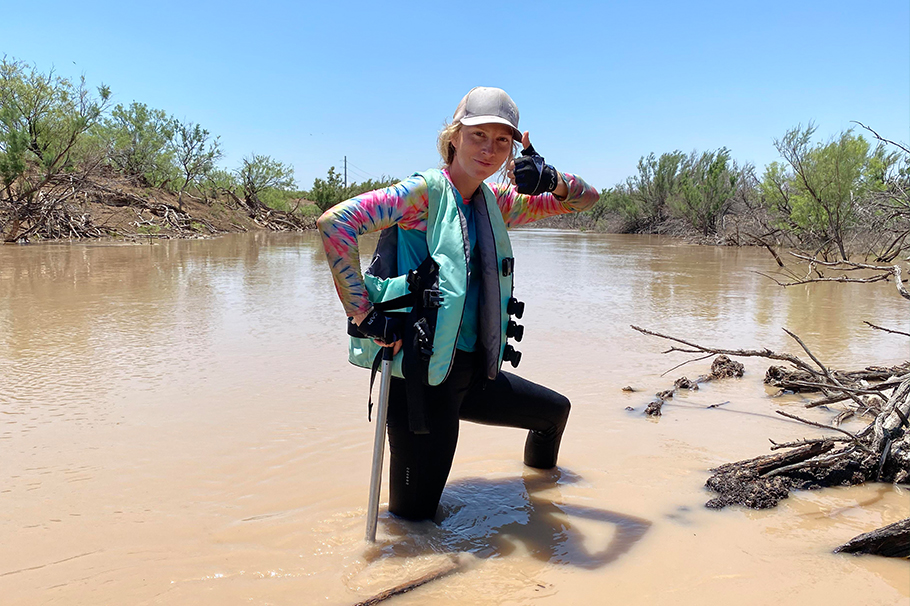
459,115,522,140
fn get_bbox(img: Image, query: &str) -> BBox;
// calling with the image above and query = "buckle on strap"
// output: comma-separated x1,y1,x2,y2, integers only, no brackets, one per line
414,317,433,359
502,257,514,276
406,268,442,309
406,269,420,291
422,289,443,308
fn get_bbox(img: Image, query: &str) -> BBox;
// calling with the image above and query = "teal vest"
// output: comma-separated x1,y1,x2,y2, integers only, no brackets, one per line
349,169,514,385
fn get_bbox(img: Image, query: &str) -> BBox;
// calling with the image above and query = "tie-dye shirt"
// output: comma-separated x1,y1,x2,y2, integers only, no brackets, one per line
317,170,599,317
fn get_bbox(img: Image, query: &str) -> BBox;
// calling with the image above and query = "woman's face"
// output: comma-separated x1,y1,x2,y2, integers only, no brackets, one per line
451,123,514,183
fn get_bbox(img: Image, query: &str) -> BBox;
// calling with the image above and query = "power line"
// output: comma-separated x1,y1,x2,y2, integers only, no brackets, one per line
346,165,374,182
346,160,383,181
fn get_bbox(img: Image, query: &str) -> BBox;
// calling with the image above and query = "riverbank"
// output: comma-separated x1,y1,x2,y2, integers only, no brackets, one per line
0,175,752,247
2,174,905,265
1,174,321,243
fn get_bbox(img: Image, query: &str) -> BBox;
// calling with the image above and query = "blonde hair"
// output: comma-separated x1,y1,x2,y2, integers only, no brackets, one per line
437,121,462,166
437,121,519,184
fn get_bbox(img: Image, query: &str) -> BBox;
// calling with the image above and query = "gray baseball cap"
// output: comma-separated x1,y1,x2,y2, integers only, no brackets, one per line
452,87,522,140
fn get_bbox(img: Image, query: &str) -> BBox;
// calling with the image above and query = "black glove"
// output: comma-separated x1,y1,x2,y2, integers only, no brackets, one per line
357,309,402,344
514,144,559,195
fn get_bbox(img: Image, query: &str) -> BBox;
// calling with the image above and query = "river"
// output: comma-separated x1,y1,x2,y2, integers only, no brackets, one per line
1,231,908,605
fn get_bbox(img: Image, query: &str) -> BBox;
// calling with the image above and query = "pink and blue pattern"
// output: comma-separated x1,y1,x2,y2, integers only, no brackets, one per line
318,170,599,316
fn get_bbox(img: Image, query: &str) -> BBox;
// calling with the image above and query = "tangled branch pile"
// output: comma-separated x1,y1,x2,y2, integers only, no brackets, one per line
631,323,909,557
705,373,910,510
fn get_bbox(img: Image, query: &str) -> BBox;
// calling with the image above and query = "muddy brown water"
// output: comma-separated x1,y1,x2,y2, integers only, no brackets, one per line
1,231,908,605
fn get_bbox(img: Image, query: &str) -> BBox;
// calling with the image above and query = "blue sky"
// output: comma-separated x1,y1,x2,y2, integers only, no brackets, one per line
3,0,908,191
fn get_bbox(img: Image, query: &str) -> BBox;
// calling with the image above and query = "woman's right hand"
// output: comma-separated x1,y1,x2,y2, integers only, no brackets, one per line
510,131,564,196
352,310,403,355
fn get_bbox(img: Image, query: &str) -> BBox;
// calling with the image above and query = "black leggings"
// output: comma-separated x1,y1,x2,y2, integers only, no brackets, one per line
386,350,571,521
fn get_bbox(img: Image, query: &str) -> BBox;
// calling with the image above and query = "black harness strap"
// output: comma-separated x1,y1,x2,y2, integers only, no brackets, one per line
356,250,442,434
366,347,384,422
372,293,415,313
400,255,442,435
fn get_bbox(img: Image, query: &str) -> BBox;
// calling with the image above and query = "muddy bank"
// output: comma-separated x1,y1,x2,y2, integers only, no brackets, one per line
1,175,320,243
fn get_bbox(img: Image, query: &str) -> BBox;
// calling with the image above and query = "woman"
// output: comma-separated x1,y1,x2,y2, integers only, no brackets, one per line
318,87,599,521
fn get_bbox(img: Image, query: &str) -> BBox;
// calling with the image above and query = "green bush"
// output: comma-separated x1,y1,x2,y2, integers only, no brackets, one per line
761,124,898,259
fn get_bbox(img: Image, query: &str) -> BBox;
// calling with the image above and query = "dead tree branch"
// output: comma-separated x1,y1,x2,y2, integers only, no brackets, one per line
785,253,910,301
835,517,910,557
782,328,868,410
630,325,820,375
774,410,868,450
864,321,910,338
351,556,462,606
852,121,910,155
769,436,852,450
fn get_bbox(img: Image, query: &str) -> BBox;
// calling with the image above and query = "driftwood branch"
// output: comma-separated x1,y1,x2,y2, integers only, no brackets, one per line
351,556,461,606
786,380,887,396
786,253,910,301
630,325,819,375
747,234,785,267
782,328,869,410
764,446,858,478
835,517,910,557
774,410,861,442
768,365,909,405
707,373,910,553
864,321,910,338
769,436,851,450
759,272,891,287
659,353,714,377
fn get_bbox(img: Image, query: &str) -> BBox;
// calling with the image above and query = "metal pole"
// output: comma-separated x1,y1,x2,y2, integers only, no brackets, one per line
365,346,394,542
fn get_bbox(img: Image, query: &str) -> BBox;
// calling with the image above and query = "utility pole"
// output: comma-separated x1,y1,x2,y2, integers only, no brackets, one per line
344,156,347,188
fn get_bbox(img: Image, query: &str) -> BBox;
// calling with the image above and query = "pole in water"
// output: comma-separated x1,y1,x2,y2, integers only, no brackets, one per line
365,346,394,542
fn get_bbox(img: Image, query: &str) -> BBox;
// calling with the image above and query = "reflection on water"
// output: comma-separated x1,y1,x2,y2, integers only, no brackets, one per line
360,468,650,570
0,231,907,606
444,469,651,569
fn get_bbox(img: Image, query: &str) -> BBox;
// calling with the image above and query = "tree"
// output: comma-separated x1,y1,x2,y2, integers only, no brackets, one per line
307,167,399,213
0,56,111,241
202,167,239,201
171,120,221,210
591,184,633,226
594,151,685,232
672,148,738,237
851,122,910,262
97,101,175,186
236,154,295,211
309,166,345,212
630,151,686,230
761,124,897,260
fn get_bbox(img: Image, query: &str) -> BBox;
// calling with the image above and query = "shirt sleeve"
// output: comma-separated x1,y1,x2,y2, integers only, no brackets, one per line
490,172,600,228
317,176,430,316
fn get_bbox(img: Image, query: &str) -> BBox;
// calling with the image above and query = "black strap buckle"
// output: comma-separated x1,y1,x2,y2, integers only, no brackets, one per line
506,319,524,342
507,297,525,319
406,269,420,290
414,318,433,359
503,344,522,368
423,289,443,308
502,257,514,276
